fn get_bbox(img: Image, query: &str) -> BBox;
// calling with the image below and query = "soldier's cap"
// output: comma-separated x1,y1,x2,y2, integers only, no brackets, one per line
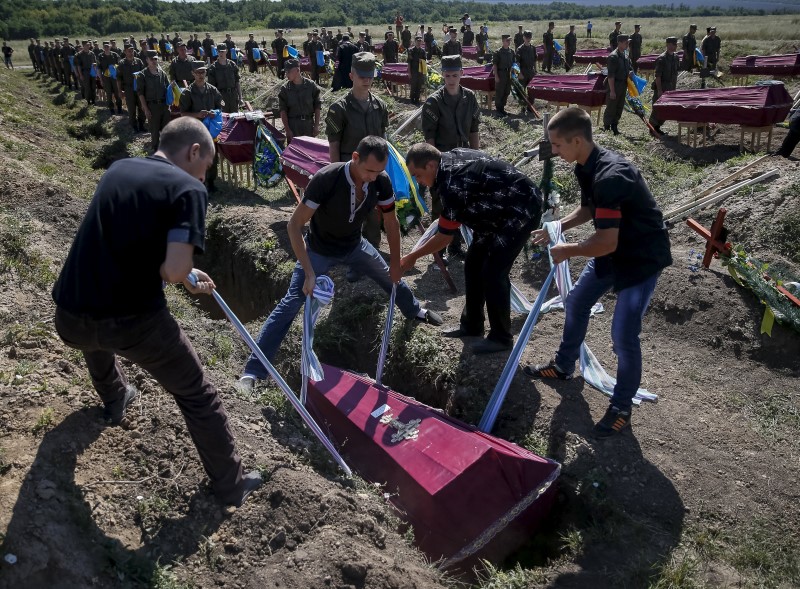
342,34,350,41
63,36,68,40
616,34,629,43
570,24,575,28
249,33,254,37
175,41,186,48
449,28,457,34
124,44,134,50
415,34,423,40
277,29,284,34
710,26,717,31
284,58,300,71
690,24,698,29
518,24,523,28
146,49,158,59
359,32,366,37
440,54,462,71
192,63,208,72
635,24,641,28
352,52,377,77
387,31,394,36
502,34,512,40
523,30,532,38
313,30,319,35
216,44,228,52
111,39,117,42
666,36,678,44
102,42,110,46
615,20,622,25
706,27,712,33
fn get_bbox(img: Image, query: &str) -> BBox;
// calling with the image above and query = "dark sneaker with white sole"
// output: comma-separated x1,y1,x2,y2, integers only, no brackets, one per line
415,309,443,326
103,385,140,425
593,405,632,438
523,360,573,380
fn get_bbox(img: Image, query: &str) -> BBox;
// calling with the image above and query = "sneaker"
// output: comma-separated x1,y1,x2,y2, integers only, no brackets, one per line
593,405,631,438
472,338,512,355
415,309,443,326
103,384,140,425
235,375,256,395
523,360,572,380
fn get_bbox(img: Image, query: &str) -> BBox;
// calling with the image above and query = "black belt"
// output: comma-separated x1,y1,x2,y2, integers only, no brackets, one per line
289,115,312,120
147,99,166,104
220,88,235,92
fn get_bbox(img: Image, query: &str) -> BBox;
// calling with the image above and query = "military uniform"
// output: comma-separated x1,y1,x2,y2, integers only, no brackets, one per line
117,55,146,131
180,77,223,186
630,30,643,73
423,31,435,59
137,56,170,151
60,42,77,89
493,42,515,113
649,44,680,131
702,31,721,69
279,75,321,138
98,49,122,111
383,38,399,63
271,33,288,79
308,38,324,83
202,36,216,63
476,30,487,60
513,30,524,50
169,54,196,86
443,38,462,57
422,88,480,153
681,28,697,71
407,42,427,104
245,37,259,73
325,58,388,247
463,28,474,46
564,30,577,71
603,45,632,132
76,49,97,105
207,52,240,114
401,28,412,51
516,42,537,87
542,29,554,73
609,28,621,48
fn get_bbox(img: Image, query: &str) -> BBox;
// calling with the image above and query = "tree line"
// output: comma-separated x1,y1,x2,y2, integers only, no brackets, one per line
0,0,783,40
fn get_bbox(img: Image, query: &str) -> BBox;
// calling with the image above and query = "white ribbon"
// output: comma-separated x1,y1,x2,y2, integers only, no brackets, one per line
300,275,335,404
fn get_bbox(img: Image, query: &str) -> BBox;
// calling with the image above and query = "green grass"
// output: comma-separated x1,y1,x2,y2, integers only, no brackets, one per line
31,407,55,435
0,210,57,289
476,560,548,588
151,562,195,589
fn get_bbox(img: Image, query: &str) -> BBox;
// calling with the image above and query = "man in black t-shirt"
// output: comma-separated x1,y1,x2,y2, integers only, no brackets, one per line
52,118,262,508
526,108,672,438
237,137,442,391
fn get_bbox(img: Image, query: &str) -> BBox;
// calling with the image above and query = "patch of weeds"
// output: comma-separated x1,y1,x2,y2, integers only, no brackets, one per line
32,407,55,435
135,493,171,536
388,318,457,393
254,385,289,416
559,527,583,557
198,535,224,571
208,333,234,367
772,208,800,263
111,465,125,480
520,428,549,458
3,320,52,346
15,359,35,377
0,211,57,288
475,560,548,588
151,562,194,589
729,519,800,587
648,549,704,589
729,389,800,446
316,297,381,355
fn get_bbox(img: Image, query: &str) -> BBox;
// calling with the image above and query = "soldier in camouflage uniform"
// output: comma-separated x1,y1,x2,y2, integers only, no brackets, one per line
516,31,537,88
542,22,555,73
492,34,515,115
564,25,577,71
137,50,171,152
207,45,241,114
180,63,223,190
649,36,680,135
278,59,321,142
630,24,643,73
603,34,632,135
169,42,196,88
442,28,462,57
117,45,146,132
609,21,622,48
75,41,97,104
98,42,123,113
407,35,428,105
682,24,698,71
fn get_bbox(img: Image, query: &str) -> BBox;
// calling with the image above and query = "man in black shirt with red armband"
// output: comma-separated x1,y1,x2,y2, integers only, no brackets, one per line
525,107,672,437
52,117,262,508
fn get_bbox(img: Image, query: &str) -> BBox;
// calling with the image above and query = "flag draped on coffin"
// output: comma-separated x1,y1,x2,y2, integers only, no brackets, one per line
385,142,428,228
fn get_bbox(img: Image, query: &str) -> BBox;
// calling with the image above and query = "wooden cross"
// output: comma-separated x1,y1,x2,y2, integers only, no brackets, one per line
686,208,732,268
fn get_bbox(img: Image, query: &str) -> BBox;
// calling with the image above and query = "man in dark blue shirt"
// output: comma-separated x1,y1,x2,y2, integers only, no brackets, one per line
237,137,442,391
52,118,262,506
526,107,672,437
403,144,543,354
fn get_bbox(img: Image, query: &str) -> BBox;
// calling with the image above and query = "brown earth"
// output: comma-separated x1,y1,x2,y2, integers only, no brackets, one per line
1,55,799,589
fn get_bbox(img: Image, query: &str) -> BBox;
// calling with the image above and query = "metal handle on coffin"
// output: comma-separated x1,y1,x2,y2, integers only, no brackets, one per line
187,273,353,477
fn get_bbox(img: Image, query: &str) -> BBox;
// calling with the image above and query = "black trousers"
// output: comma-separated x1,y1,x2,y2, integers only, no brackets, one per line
777,115,800,157
54,306,244,504
460,226,534,345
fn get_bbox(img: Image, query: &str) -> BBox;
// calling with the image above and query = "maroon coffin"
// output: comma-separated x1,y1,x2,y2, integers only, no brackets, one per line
527,74,607,107
460,64,495,92
217,115,284,165
652,83,793,126
463,45,479,60
279,136,330,189
573,48,611,65
306,366,561,570
381,62,410,85
635,51,684,72
729,53,800,77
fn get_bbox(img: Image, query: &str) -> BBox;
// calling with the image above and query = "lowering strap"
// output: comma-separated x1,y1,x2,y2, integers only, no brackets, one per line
375,284,396,386
300,275,335,404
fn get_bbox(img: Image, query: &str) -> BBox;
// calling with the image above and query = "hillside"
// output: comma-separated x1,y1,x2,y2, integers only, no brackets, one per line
1,20,800,589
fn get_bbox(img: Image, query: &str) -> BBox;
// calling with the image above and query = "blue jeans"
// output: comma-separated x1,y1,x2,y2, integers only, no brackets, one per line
554,259,660,411
243,238,421,380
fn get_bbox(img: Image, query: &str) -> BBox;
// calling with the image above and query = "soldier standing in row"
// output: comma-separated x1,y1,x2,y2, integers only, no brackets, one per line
332,35,358,91
169,42,196,88
356,32,370,53
443,28,462,57
138,39,149,64
649,36,680,136
202,33,216,63
180,63,223,191
245,33,259,73
516,31,537,88
117,45,146,132
401,25,412,51
542,21,556,74
463,25,474,47
493,34,515,116
383,31,399,64
476,26,487,62
61,38,77,91
207,45,241,114
424,26,435,59
408,35,427,106
325,52,389,266
308,31,324,85
279,58,321,143
702,26,721,70
98,42,123,114
603,34,632,135
137,50,171,152
514,25,525,50
609,21,622,48
271,30,288,79
564,25,577,71
630,24,643,74
28,39,38,71
76,41,97,105
682,24,698,71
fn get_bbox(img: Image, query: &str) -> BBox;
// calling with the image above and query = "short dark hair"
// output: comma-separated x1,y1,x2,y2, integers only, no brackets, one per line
406,143,442,169
356,136,389,162
159,117,215,157
548,107,593,142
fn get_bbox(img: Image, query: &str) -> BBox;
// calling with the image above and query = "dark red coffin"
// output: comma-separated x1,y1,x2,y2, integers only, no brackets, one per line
300,57,312,72
280,136,330,189
306,366,561,570
653,83,793,126
573,48,611,65
527,73,607,107
463,45,478,60
636,51,684,72
381,62,410,85
373,42,385,54
729,53,800,76
461,64,495,92
217,115,286,164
